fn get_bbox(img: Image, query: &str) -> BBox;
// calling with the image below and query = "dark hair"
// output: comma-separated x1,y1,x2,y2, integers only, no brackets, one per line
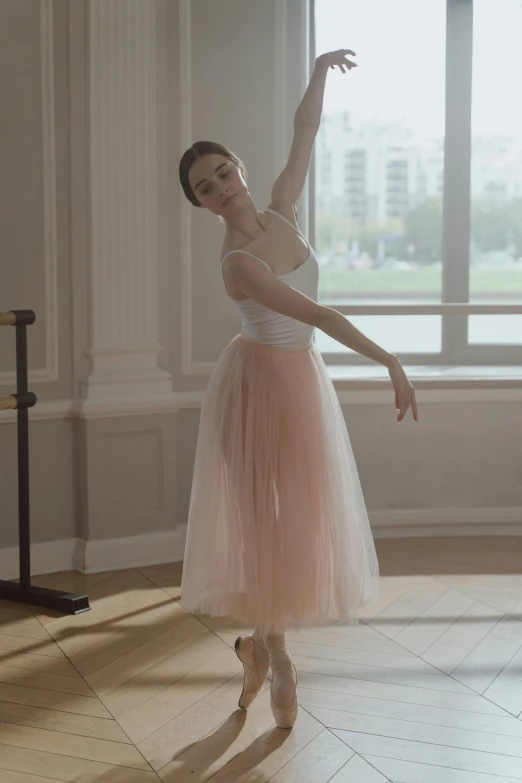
179,141,247,207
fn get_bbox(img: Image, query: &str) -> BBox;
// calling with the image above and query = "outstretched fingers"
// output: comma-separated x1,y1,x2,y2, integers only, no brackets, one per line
396,390,419,423
411,391,419,421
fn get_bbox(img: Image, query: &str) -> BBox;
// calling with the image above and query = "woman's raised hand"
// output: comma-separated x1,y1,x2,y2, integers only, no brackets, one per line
316,49,357,74
388,357,419,423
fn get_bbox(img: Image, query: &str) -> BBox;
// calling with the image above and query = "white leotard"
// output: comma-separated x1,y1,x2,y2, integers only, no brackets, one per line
220,208,319,349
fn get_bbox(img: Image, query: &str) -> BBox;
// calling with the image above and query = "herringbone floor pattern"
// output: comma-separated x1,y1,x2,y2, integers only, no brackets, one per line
1,536,522,781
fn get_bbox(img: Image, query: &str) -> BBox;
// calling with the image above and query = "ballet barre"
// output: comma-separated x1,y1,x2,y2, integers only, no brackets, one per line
0,310,90,614
0,395,19,411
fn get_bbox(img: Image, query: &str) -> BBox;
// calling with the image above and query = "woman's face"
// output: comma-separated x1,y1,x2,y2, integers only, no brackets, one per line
188,154,246,215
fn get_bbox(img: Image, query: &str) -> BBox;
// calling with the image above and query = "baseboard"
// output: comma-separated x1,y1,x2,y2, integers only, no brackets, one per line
370,506,522,538
0,526,187,581
78,526,188,574
1,509,522,580
0,538,81,582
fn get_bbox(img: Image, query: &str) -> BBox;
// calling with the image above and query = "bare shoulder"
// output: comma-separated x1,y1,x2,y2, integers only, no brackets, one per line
220,229,260,261
220,240,248,265
266,200,301,230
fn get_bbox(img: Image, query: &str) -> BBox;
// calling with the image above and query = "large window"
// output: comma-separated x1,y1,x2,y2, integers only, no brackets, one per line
469,0,522,344
313,0,522,365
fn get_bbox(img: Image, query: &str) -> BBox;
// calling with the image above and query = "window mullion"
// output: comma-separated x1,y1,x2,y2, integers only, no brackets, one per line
441,0,474,361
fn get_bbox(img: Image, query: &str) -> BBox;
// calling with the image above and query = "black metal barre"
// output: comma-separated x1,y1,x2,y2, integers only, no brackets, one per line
0,310,90,614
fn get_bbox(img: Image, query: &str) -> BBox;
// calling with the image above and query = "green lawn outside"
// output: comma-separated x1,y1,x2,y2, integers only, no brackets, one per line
318,266,522,295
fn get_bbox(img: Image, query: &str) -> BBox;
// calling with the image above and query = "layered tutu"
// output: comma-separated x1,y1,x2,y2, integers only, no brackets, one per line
180,333,379,635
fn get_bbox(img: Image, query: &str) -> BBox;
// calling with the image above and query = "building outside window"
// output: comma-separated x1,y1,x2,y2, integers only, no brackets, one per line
313,0,522,367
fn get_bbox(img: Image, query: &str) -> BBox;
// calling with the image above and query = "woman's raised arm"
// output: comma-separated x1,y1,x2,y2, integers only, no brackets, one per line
270,49,357,210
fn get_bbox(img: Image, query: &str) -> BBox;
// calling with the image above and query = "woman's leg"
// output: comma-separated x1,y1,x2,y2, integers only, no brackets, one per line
255,628,298,728
260,630,293,669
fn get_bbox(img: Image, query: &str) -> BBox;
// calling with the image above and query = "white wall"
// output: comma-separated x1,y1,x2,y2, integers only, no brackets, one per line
173,0,522,538
0,0,521,582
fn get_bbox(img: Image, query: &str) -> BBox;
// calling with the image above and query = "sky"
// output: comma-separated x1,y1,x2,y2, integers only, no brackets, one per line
315,0,522,142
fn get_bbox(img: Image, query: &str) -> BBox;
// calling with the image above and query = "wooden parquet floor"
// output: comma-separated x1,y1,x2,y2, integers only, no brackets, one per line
1,536,522,781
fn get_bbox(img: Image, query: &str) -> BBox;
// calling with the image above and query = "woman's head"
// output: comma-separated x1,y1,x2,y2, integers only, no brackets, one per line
179,141,248,218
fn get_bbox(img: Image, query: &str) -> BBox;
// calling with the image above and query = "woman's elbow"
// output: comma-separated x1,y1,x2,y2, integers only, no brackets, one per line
311,304,334,330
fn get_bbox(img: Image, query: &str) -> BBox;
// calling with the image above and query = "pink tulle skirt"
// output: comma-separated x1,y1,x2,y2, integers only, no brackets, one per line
180,333,379,635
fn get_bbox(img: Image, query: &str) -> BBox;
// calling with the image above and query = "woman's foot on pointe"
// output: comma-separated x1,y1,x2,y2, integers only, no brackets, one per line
269,651,298,729
234,634,270,709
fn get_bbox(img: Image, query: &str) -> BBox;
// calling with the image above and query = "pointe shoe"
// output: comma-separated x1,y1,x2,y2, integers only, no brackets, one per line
270,662,298,729
234,635,270,709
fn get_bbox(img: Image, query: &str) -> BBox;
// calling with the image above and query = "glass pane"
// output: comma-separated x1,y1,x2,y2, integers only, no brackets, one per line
314,0,446,315
315,315,442,354
470,1,522,303
468,315,522,345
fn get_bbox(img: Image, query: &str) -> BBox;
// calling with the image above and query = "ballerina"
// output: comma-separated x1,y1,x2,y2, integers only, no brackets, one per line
178,48,418,729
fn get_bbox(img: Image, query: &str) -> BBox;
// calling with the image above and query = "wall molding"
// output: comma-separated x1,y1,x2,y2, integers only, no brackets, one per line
2,508,522,579
2,385,522,424
0,395,186,424
78,0,173,407
0,0,59,387
40,0,59,383
0,399,75,424
273,0,288,178
178,0,292,377
177,0,226,377
178,0,197,376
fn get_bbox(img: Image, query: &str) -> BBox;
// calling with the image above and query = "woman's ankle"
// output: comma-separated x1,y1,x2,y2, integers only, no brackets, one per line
270,649,293,671
253,628,269,655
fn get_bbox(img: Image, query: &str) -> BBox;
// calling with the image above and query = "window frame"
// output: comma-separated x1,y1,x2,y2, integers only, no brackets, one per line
309,0,522,367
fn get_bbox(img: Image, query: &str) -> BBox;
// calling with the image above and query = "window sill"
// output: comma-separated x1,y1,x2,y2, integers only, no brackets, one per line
328,364,522,394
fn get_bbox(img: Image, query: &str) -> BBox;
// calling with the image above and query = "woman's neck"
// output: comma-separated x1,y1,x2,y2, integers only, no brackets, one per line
224,204,268,243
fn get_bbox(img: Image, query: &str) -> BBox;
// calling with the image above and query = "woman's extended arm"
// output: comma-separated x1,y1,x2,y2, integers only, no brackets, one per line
294,49,357,128
270,50,358,210
225,253,418,422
